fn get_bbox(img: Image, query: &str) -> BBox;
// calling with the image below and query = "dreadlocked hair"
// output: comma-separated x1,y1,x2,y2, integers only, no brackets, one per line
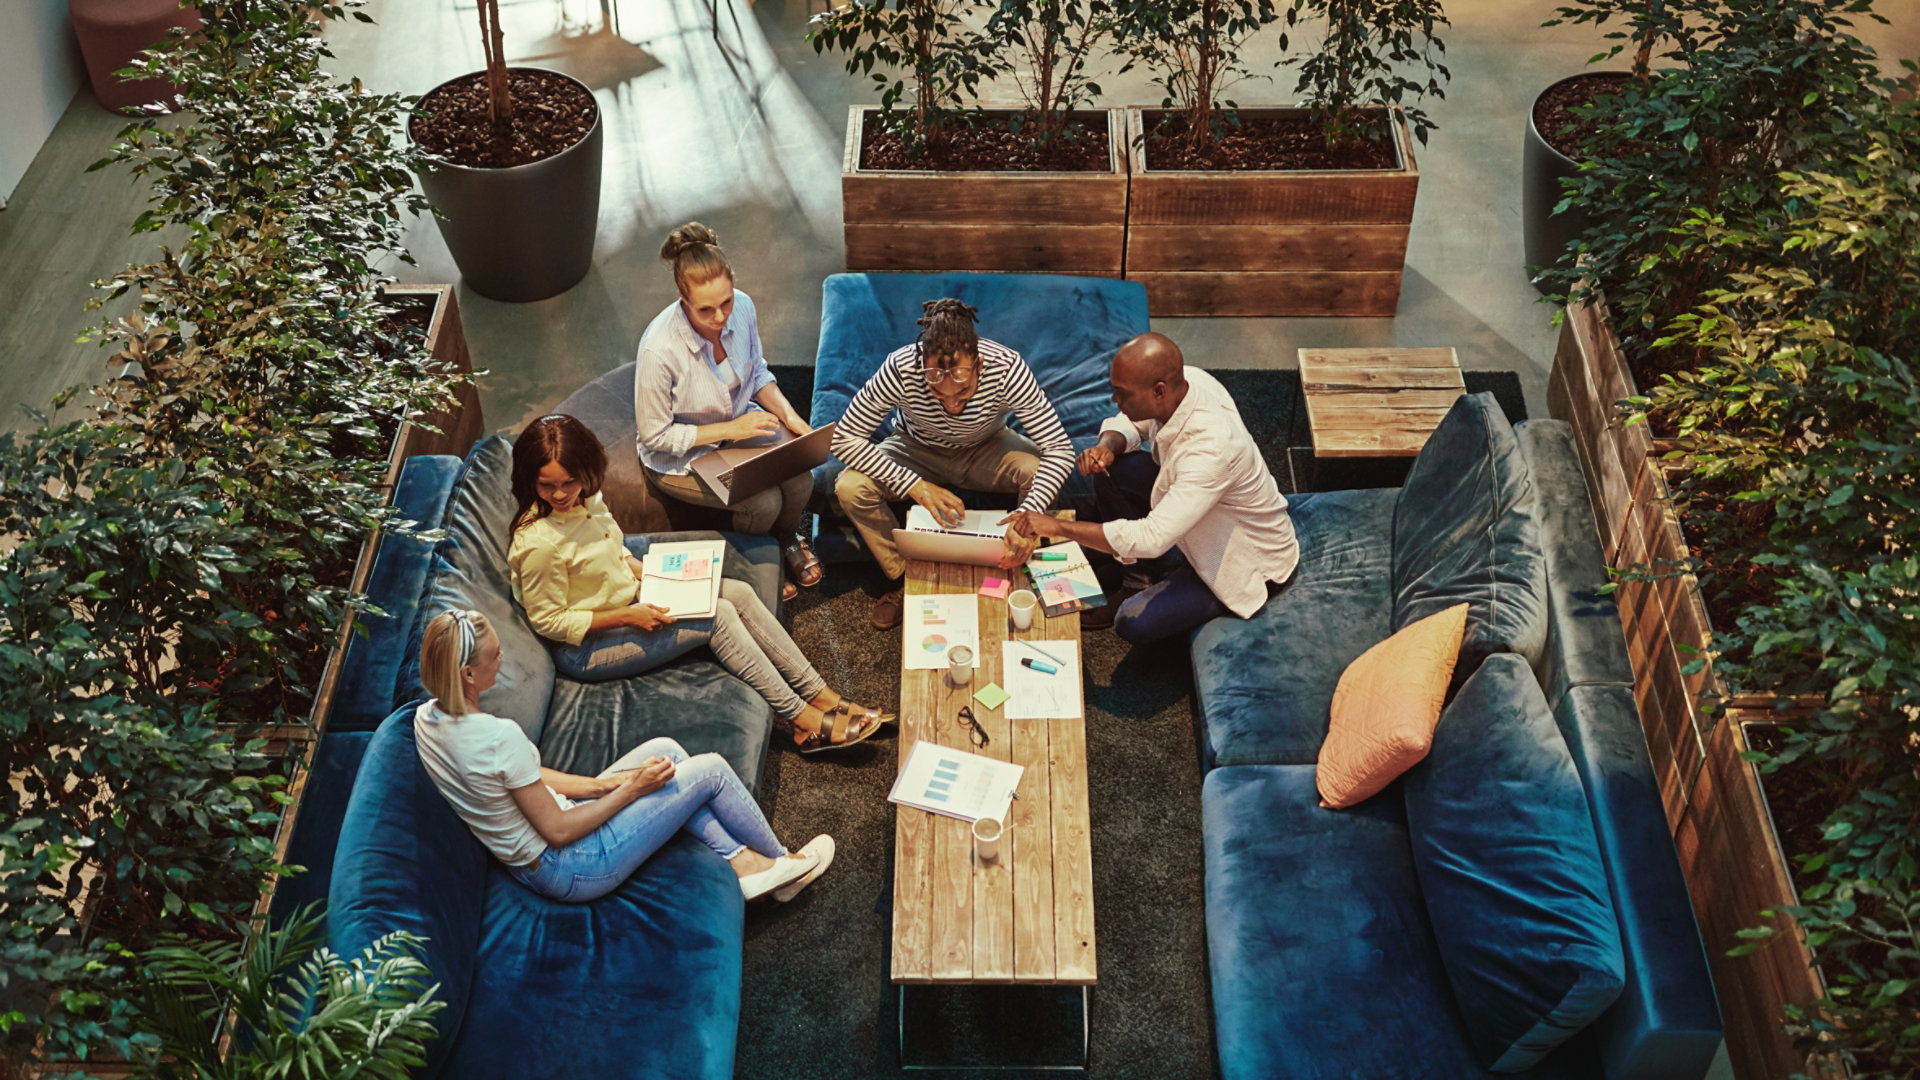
660,222,732,295
913,298,980,368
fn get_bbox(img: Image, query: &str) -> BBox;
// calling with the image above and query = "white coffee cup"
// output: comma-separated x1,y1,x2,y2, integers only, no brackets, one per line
973,815,1003,862
947,644,974,686
1008,589,1037,631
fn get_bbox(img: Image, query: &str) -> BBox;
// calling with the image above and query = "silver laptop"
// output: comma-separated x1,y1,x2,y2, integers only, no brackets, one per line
689,422,836,506
892,506,1016,567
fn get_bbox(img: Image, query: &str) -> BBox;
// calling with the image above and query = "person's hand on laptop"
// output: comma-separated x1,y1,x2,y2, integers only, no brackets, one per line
726,411,783,442
780,412,812,436
999,510,1064,542
910,480,966,528
624,602,676,632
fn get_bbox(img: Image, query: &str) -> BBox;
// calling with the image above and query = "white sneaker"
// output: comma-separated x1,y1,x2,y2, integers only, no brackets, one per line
774,835,835,903
739,851,818,901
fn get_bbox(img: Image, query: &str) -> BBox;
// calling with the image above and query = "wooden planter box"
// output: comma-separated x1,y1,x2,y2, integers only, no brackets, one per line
1548,298,1834,1080
841,106,1128,276
1124,106,1418,316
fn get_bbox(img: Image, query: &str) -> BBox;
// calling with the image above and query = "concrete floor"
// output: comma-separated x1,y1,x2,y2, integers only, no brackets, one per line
3,1,1915,437
3,5,1919,1074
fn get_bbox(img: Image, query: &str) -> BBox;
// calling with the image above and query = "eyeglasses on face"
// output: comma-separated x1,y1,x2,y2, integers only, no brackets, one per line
916,365,977,387
956,705,989,748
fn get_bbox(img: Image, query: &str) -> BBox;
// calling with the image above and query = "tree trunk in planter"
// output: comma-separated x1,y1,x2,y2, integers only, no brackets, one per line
841,107,1128,275
1548,298,1832,1080
1124,106,1417,316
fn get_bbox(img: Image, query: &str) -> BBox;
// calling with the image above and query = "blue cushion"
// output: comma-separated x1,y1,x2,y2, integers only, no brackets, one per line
808,272,1150,504
418,437,557,740
442,839,744,1080
1403,654,1625,1072
1552,684,1723,1080
1201,765,1600,1080
1392,393,1549,692
542,657,774,793
329,703,491,1080
1514,421,1634,707
331,454,464,732
269,731,372,925
1192,488,1396,769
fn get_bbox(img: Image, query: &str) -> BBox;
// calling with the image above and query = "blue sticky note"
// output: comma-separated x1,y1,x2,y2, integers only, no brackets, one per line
662,552,686,574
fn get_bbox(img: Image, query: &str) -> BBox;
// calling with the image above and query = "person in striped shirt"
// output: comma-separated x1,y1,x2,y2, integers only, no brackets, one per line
830,299,1076,630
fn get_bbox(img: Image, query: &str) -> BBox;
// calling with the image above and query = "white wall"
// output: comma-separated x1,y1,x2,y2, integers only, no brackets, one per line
0,0,86,207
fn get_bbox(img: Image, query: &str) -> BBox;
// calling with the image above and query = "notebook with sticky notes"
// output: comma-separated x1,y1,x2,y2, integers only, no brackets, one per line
639,539,725,618
1024,541,1106,617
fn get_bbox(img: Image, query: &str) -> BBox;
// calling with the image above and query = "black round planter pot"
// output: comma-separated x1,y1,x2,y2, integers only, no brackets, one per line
1523,72,1625,293
413,67,604,304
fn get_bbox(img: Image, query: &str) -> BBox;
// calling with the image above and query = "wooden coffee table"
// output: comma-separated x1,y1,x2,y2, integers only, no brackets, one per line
1298,346,1466,459
892,555,1096,1066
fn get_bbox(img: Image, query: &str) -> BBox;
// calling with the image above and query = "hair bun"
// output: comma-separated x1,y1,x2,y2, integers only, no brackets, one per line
660,222,720,263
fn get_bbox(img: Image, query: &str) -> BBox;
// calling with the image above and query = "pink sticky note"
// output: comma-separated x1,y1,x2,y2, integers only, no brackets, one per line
979,576,1010,599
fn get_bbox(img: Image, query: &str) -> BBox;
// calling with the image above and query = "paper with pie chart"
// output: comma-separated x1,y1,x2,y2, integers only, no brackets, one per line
902,593,980,670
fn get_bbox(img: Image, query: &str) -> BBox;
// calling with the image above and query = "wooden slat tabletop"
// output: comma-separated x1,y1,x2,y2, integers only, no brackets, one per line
891,556,1096,986
1299,346,1466,459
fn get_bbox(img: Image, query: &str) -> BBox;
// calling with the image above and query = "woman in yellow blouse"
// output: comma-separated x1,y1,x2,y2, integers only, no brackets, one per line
507,415,888,753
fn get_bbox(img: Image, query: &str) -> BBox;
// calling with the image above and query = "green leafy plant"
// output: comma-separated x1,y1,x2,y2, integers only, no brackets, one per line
1537,0,1892,366
807,0,1005,158
1108,0,1279,154
130,906,444,1079
1629,98,1920,1075
0,1,463,1071
1279,0,1451,148
986,0,1116,148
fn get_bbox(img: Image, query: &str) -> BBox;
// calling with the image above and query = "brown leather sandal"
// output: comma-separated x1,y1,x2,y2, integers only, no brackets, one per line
782,536,824,588
794,703,885,755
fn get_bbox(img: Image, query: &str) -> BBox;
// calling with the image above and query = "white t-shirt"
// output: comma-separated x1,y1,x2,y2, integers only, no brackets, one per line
414,701,571,867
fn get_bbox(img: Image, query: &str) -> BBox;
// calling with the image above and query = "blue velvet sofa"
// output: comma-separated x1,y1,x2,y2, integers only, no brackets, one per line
1192,399,1723,1079
806,271,1152,508
272,437,785,1080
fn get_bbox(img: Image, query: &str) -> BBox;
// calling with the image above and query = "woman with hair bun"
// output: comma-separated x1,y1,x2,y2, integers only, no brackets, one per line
635,222,820,601
508,414,889,753
412,608,835,903
829,298,1076,630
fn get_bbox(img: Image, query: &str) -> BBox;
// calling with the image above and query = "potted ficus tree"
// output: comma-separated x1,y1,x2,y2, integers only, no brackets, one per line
410,0,604,302
1115,0,1449,315
811,0,1129,275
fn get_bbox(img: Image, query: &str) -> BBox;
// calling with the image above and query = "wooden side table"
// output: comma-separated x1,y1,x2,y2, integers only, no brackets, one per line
892,556,1095,1069
1298,346,1465,487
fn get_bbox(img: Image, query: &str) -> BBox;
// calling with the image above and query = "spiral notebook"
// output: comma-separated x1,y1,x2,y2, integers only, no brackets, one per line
1025,541,1106,617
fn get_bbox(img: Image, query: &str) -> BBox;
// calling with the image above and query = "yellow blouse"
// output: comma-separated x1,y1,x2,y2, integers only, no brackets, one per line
506,493,639,646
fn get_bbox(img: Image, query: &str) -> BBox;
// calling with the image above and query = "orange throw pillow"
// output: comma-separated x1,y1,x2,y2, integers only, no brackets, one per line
1317,603,1470,809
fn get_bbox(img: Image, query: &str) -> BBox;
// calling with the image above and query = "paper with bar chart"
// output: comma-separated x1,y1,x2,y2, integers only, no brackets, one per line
887,740,1024,824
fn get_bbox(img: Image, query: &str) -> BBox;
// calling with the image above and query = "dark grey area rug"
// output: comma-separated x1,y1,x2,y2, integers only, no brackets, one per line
733,366,1526,1078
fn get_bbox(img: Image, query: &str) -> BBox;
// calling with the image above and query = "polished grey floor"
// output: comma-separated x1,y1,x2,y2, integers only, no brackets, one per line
6,1,1912,438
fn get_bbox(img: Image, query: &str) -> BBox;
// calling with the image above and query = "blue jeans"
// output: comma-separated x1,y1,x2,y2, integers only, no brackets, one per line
508,738,784,904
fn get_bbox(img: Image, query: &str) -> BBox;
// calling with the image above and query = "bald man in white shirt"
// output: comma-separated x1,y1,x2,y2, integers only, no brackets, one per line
1003,333,1300,643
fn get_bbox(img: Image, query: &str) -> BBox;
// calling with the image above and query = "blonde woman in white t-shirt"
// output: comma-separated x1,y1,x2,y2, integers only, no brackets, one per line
412,609,832,904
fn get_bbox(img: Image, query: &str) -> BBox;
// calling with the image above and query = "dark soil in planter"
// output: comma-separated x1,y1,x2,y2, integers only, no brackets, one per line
858,112,1110,171
411,69,596,169
1141,113,1398,171
1536,72,1635,158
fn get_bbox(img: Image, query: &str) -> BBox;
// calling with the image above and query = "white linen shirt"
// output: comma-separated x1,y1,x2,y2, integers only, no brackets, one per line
414,701,572,868
633,290,777,475
1097,366,1300,618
